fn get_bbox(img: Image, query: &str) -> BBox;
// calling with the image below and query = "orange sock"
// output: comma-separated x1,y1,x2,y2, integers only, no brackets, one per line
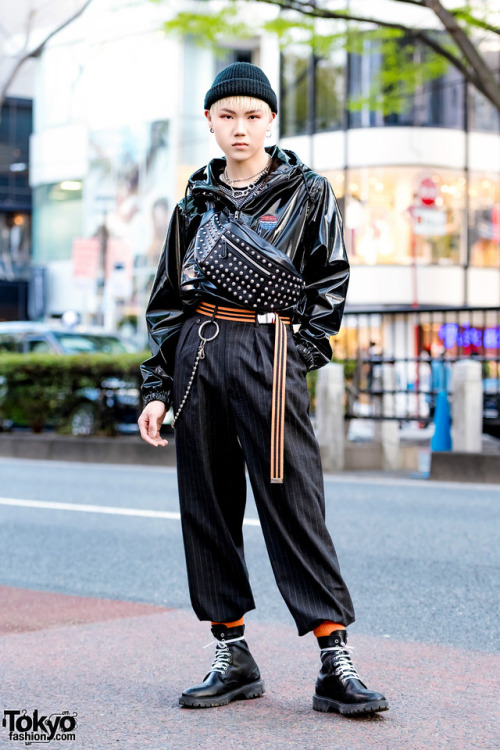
211,617,244,628
313,621,346,638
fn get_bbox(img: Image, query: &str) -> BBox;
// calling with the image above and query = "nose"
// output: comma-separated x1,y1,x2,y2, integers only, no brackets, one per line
233,118,247,135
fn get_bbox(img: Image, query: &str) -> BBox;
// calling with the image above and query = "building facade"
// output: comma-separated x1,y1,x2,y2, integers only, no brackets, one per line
26,0,499,353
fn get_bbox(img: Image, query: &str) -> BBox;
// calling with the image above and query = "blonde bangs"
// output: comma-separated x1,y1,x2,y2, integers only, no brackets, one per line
210,96,272,115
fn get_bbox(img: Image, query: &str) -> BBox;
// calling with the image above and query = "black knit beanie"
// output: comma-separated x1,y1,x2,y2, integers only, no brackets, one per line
204,62,278,114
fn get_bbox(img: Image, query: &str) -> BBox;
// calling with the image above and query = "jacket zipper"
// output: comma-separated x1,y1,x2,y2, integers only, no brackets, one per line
222,236,271,276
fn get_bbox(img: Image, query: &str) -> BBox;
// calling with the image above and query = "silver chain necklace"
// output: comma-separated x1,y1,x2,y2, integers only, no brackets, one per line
223,157,271,198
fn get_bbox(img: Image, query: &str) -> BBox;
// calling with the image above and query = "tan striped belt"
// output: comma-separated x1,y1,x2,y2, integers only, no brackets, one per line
197,301,290,484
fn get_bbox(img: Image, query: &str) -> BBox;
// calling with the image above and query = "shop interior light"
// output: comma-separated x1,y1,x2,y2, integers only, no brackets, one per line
375,182,384,192
349,183,359,192
60,180,82,190
13,215,24,225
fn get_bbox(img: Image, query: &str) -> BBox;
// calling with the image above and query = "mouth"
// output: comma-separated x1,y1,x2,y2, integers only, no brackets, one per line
232,142,248,147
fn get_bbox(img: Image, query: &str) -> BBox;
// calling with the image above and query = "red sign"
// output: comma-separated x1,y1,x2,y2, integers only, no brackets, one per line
418,178,438,207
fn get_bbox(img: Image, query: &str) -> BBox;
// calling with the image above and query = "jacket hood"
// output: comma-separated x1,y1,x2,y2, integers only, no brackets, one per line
187,145,305,192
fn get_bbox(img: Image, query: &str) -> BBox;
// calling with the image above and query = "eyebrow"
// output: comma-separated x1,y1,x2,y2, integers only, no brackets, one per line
218,108,262,114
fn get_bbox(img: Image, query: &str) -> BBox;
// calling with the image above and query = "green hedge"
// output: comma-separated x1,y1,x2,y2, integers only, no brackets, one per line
0,351,330,434
0,352,148,434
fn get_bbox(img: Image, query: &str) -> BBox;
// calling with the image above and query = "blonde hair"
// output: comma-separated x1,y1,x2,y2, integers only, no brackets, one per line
209,96,272,115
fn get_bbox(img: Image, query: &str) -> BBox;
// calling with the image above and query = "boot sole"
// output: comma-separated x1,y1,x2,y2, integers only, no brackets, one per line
179,679,265,708
313,694,389,716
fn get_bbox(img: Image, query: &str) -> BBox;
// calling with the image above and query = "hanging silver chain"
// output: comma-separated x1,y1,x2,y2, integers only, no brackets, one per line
172,319,220,428
223,157,271,199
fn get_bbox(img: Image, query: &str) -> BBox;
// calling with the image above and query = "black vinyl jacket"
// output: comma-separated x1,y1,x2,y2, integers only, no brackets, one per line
140,145,350,408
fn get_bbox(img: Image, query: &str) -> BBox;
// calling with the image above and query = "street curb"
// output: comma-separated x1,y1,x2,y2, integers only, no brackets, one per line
430,450,500,483
0,433,175,466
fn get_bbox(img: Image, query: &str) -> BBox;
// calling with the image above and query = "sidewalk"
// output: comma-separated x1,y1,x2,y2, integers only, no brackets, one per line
1,587,498,750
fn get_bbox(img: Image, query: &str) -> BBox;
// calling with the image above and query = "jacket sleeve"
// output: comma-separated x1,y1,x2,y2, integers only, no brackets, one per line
294,176,350,371
139,204,186,408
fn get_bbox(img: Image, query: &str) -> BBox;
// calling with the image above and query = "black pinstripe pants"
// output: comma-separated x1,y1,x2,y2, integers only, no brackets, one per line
172,313,355,636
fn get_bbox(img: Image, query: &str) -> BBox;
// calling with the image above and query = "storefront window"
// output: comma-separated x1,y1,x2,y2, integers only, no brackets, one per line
345,167,464,265
469,173,500,267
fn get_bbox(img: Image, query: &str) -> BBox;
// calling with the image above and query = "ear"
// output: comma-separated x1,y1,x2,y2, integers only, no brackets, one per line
204,109,212,128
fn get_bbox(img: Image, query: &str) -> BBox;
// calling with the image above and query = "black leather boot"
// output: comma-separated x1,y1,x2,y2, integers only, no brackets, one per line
179,624,265,708
313,630,389,716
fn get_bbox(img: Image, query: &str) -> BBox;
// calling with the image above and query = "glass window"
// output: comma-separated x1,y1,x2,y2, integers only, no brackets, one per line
32,182,83,263
0,97,32,211
26,338,51,353
280,46,311,137
215,48,253,75
0,212,31,274
0,335,22,353
469,173,500,268
347,39,384,128
468,47,500,133
52,332,127,353
469,87,500,133
345,167,465,265
347,38,464,130
315,50,345,132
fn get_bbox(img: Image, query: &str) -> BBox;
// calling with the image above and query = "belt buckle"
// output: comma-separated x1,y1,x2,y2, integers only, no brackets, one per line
257,312,276,324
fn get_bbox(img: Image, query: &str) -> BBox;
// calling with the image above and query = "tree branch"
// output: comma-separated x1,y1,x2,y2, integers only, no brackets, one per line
254,0,469,74
252,0,500,110
253,0,426,32
451,6,500,37
421,0,500,110
0,0,94,109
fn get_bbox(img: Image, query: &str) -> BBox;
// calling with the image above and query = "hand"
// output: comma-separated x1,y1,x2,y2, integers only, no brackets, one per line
138,400,169,447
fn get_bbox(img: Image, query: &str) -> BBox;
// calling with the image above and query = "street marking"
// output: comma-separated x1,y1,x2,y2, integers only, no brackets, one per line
0,497,261,527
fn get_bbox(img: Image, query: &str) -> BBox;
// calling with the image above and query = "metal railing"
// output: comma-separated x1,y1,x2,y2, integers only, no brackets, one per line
336,306,500,430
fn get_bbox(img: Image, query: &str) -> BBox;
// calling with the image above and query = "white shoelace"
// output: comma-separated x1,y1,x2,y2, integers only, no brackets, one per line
203,635,245,676
320,644,361,683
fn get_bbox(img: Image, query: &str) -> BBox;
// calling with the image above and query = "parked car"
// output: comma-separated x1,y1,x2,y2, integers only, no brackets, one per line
0,320,134,355
0,321,172,436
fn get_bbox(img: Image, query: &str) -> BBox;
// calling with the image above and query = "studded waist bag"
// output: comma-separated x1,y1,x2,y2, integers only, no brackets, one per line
193,211,305,312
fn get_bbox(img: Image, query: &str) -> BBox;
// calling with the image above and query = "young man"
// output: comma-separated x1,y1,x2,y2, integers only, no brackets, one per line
138,62,388,716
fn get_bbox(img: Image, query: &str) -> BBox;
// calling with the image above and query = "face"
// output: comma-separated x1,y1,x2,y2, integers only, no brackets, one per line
205,102,275,163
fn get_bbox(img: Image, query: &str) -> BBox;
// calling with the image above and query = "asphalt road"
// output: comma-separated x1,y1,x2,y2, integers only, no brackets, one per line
0,456,499,652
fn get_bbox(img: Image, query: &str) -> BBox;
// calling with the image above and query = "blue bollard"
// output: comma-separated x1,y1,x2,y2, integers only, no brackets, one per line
431,390,452,451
